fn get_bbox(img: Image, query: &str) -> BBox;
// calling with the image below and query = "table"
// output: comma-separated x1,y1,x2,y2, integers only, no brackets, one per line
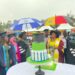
7,62,75,75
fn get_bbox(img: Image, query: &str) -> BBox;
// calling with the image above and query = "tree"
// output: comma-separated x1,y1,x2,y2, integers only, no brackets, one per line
0,20,12,32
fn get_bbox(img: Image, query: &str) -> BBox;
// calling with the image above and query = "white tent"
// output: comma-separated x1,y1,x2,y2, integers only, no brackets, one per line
24,28,38,32
57,24,74,30
38,26,53,31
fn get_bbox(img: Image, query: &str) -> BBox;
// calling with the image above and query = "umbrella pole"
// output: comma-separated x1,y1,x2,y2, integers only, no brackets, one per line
26,23,28,35
26,23,30,47
26,23,28,40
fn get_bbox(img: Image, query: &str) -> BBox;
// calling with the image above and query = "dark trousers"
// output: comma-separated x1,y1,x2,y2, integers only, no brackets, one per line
21,52,26,62
0,66,6,75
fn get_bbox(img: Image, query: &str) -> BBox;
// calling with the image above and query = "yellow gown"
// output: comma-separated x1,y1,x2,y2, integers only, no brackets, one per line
47,38,61,62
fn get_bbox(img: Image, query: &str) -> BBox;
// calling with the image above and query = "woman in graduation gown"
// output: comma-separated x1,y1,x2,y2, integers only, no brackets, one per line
0,44,6,75
17,32,30,62
9,35,21,63
47,30,64,63
0,34,17,74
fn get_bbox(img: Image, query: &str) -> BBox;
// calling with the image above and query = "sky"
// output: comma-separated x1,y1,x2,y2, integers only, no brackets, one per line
0,0,75,22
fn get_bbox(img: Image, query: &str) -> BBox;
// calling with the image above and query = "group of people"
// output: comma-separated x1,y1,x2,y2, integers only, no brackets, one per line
0,30,73,75
0,32,30,75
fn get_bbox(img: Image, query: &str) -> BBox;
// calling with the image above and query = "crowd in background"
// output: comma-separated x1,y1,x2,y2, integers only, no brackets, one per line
0,30,73,75
0,32,30,75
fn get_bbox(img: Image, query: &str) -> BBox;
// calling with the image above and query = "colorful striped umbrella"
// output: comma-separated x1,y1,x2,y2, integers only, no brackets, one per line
10,18,43,31
45,16,67,28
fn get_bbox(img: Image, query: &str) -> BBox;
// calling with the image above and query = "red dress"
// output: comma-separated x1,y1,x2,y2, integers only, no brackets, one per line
58,40,64,63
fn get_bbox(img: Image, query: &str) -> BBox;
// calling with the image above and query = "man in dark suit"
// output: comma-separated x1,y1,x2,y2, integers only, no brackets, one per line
65,33,75,65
